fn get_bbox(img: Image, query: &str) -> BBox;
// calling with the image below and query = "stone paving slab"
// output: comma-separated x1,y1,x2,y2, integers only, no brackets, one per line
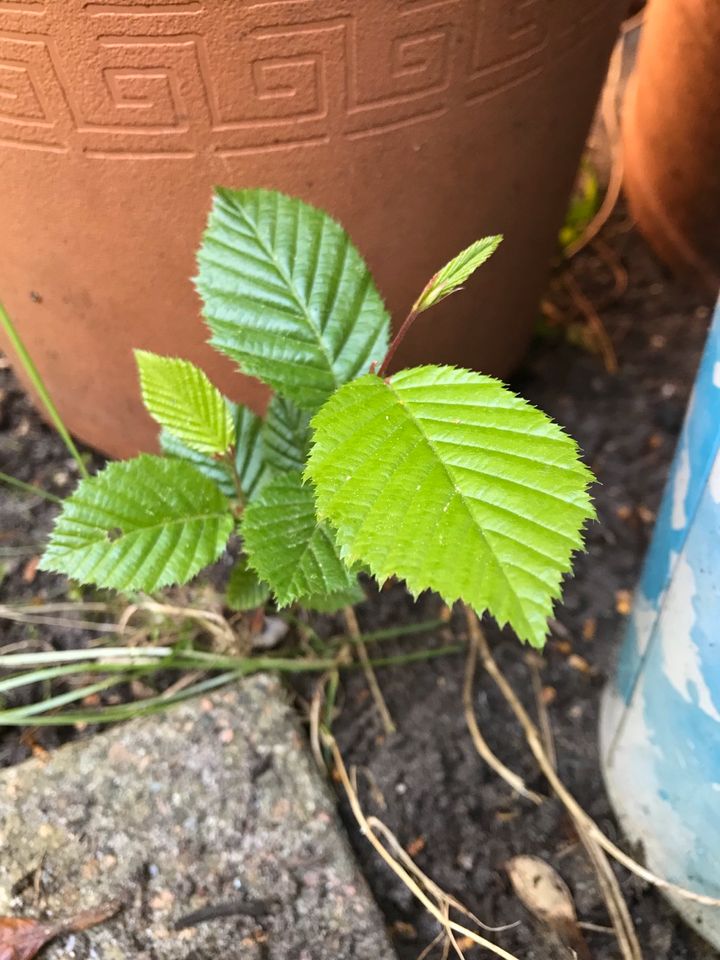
0,675,397,959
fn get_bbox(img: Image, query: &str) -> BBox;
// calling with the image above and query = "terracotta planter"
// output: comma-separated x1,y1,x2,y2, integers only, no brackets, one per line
623,0,720,293
0,1,625,458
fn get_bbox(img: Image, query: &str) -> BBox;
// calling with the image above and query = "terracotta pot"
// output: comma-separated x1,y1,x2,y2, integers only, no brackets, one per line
623,0,720,293
0,0,625,458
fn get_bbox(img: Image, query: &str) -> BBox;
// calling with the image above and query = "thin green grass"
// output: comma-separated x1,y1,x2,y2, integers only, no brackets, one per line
0,300,88,478
0,617,457,727
0,470,62,505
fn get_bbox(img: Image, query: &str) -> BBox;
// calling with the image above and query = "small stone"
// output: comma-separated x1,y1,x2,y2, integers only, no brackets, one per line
0,679,394,959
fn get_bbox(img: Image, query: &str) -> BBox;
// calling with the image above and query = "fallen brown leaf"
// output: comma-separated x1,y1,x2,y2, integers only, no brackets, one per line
506,855,591,960
0,902,122,960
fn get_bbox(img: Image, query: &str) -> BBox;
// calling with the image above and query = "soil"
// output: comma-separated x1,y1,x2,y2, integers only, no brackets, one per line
1,202,718,959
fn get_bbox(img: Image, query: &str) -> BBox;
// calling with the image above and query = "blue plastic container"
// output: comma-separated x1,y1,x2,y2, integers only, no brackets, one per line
601,304,720,944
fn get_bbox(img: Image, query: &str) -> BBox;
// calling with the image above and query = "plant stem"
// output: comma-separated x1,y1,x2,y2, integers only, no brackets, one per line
377,306,419,378
223,449,245,507
341,618,445,647
0,301,89,478
0,470,62,505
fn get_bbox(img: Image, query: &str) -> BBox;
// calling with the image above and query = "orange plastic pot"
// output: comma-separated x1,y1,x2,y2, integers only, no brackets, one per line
0,1,625,458
623,0,720,293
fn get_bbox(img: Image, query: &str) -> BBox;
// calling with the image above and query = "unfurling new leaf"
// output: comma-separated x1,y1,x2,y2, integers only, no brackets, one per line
414,236,502,313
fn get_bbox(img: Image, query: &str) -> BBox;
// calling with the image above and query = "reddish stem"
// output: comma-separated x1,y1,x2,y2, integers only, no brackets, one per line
377,307,419,379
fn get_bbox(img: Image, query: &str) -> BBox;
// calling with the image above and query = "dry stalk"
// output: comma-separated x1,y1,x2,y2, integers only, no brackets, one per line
366,814,518,937
325,734,521,960
563,7,639,261
120,599,237,651
526,654,557,773
524,642,641,960
592,236,629,300
464,637,543,805
564,271,618,374
0,604,121,634
465,608,720,909
579,832,642,960
343,605,396,735
309,671,332,772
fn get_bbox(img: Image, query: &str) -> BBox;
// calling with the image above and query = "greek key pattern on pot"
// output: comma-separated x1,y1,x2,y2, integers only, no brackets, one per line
0,0,613,159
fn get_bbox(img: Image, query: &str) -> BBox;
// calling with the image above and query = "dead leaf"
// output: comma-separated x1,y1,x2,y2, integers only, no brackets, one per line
0,902,122,960
506,855,592,960
0,917,53,960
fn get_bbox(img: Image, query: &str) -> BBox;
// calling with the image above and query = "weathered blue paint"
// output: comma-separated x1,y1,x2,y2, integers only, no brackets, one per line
601,304,720,945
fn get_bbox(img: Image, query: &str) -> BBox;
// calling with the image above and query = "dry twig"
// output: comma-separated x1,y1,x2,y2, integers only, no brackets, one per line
524,643,642,960
344,606,396,735
466,609,720,909
325,734,521,960
119,600,237,651
564,271,618,374
464,633,543,805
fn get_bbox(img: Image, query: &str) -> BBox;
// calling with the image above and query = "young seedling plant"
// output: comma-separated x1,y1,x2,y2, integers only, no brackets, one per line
41,188,595,651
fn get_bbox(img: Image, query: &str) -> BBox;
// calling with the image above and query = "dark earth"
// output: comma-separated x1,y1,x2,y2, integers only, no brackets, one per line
1,202,717,960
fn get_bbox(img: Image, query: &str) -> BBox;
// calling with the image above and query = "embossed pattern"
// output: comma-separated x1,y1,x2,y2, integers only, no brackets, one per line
0,0,615,159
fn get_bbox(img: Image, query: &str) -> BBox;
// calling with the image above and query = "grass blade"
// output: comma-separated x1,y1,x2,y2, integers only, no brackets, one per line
0,471,62,505
0,300,89,478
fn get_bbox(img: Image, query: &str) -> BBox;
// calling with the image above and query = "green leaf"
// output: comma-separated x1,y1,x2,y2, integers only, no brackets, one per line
161,403,270,502
226,557,270,611
306,366,594,648
414,237,502,313
40,455,235,592
262,395,311,473
160,428,235,499
234,404,273,501
136,351,234,455
301,582,365,613
241,472,359,608
196,188,390,411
